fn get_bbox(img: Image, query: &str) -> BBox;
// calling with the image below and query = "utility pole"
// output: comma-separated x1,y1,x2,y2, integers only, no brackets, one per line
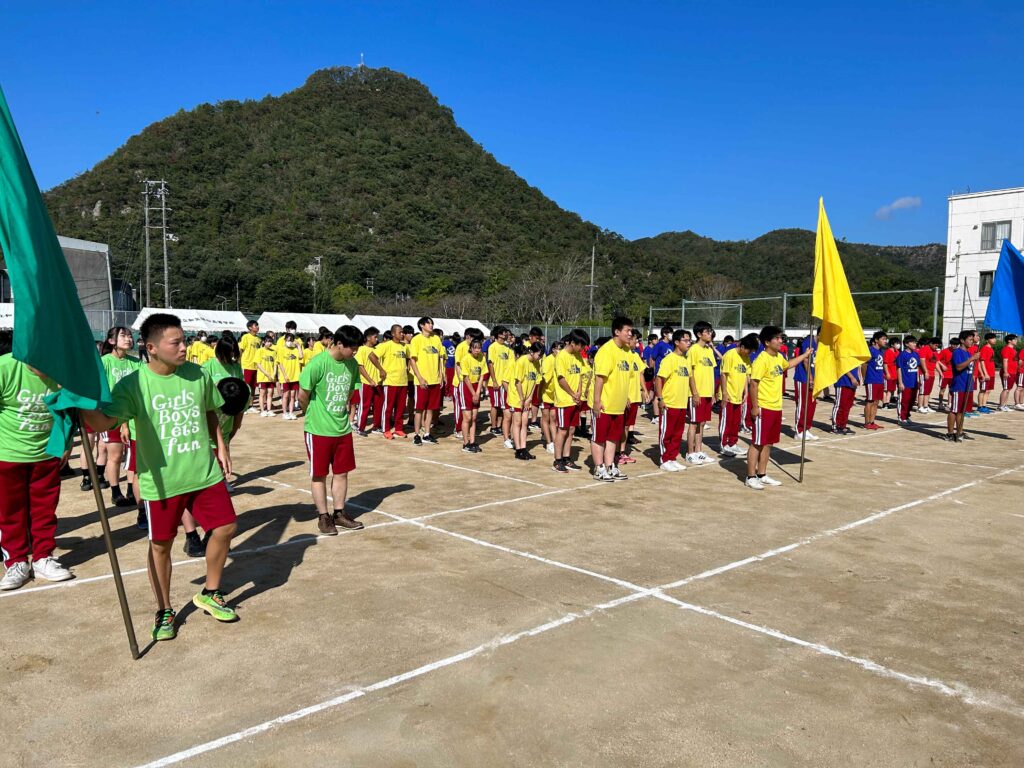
142,180,172,308
587,241,596,320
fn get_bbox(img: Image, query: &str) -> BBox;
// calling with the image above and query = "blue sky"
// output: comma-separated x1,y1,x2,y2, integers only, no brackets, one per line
3,1,1022,246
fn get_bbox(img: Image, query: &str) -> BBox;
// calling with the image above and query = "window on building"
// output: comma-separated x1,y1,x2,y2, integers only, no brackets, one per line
979,271,994,297
980,221,1011,250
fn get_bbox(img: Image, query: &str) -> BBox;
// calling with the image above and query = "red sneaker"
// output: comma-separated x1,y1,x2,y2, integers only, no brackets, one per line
383,430,394,440
394,429,407,438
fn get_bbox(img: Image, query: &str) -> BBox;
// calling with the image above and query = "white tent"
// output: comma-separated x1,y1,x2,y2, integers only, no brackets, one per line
0,303,12,330
349,314,489,337
131,307,251,333
255,312,353,333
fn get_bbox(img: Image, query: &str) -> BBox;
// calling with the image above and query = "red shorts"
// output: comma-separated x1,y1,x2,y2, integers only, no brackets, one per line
753,408,782,446
415,383,442,410
509,406,528,413
126,439,137,473
532,388,541,407
977,378,992,392
644,380,654,391
949,391,970,414
557,403,582,429
304,432,356,477
489,386,508,410
143,481,236,541
1017,372,1024,388
281,381,299,392
543,401,555,410
458,380,483,410
687,396,712,423
866,383,884,402
626,402,639,427
259,382,275,390
1002,373,1015,390
243,369,257,389
349,387,361,406
940,376,952,389
594,411,626,444
923,376,936,395
99,428,123,444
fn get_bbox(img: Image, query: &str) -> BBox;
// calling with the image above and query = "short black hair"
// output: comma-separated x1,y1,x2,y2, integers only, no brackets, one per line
402,325,415,335
905,335,917,344
528,341,545,354
247,319,258,330
948,336,960,346
959,329,975,342
567,328,590,347
984,332,997,341
285,320,297,331
672,329,691,344
363,326,380,342
611,316,633,333
333,325,362,349
693,320,713,336
661,325,674,337
722,335,735,344
871,330,888,343
1006,334,1018,342
417,316,433,330
140,313,182,344
759,325,783,344
529,326,543,337
739,333,760,351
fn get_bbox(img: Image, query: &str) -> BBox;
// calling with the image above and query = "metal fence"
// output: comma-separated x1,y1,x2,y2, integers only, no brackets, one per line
83,310,140,339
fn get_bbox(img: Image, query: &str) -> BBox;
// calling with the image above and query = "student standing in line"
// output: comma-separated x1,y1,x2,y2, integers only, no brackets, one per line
255,335,278,417
486,327,513,439
540,340,563,455
84,314,238,640
718,333,756,457
882,338,900,409
355,327,387,436
299,325,364,535
792,330,819,441
239,320,261,413
831,366,860,434
616,330,646,466
937,337,957,411
377,324,411,439
685,321,717,465
100,326,141,508
946,329,981,441
862,331,888,431
551,330,589,474
896,336,921,425
746,325,812,490
457,338,487,453
591,317,634,482
276,333,303,421
508,342,544,461
997,334,1018,412
976,333,997,413
409,317,444,446
655,329,692,472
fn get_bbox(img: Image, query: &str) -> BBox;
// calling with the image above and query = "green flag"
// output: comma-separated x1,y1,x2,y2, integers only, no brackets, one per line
0,84,110,455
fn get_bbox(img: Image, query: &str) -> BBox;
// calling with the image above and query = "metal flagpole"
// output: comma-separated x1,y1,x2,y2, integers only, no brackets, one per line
77,413,140,660
796,336,814,483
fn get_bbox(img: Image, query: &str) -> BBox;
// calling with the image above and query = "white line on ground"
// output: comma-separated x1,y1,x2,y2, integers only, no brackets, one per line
137,462,1024,766
816,445,998,470
406,455,553,487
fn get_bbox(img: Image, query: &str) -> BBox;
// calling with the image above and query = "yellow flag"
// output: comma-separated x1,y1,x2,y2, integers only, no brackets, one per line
811,198,869,396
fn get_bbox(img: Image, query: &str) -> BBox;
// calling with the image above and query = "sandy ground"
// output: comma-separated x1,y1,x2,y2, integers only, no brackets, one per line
2,395,1022,767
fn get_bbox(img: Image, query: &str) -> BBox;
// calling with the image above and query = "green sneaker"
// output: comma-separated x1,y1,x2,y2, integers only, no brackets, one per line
151,608,177,641
192,590,237,622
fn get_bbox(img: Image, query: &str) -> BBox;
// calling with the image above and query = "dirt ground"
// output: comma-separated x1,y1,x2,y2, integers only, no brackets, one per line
2,395,1023,767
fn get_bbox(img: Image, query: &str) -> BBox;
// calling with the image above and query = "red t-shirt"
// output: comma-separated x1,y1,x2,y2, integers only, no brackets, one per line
937,348,954,380
1002,345,1018,377
918,346,936,377
882,348,898,379
979,345,995,379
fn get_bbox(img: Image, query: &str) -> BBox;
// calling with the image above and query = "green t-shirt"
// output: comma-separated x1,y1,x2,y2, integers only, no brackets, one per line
298,352,358,437
103,353,141,439
0,354,57,463
103,361,225,501
202,357,244,444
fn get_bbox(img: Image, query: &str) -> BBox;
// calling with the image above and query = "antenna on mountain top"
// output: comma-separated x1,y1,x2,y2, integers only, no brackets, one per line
359,52,366,68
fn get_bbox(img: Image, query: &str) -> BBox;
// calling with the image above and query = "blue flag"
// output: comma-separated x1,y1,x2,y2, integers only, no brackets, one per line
984,240,1024,335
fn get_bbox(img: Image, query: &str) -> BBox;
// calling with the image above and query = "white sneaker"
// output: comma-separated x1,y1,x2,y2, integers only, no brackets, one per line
267,411,276,418
503,438,514,449
660,461,681,472
246,407,258,415
0,562,32,590
651,416,660,426
697,452,717,465
685,453,701,464
745,476,765,490
1016,404,1024,411
260,410,269,418
593,465,612,482
455,432,463,440
805,431,819,440
546,442,555,454
32,556,72,582
608,466,628,481
760,475,782,487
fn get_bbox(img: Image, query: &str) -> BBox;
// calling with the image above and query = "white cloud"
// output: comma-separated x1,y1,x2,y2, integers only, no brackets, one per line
875,196,922,220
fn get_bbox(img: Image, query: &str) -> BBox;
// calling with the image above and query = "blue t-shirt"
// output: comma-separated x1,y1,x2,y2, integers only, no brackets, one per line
835,366,860,388
897,350,920,389
865,346,885,385
793,337,817,383
442,339,456,369
950,348,974,392
642,345,658,367
482,338,493,356
651,340,673,369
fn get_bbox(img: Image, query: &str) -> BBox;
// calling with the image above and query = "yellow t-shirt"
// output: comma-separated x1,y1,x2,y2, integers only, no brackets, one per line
355,345,382,386
628,350,644,404
751,352,789,410
541,353,558,404
302,348,314,367
277,345,303,382
312,340,327,356
239,332,261,370
593,340,631,415
582,357,594,405
458,353,485,384
719,348,750,405
487,342,513,388
453,340,471,382
507,356,541,410
553,349,584,408
255,347,278,384
409,333,443,386
687,344,717,399
376,340,410,386
657,351,692,409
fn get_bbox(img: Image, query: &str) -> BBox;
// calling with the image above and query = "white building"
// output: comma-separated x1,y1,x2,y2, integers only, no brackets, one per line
944,186,1024,338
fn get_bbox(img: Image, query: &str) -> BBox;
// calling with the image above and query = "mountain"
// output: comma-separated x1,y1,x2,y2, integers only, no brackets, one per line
35,66,943,330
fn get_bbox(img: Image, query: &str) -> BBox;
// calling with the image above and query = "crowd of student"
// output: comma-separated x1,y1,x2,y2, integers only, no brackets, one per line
0,312,1019,644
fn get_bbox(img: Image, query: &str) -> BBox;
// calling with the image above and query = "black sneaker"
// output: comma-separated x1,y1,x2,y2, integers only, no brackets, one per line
842,427,854,435
463,443,473,453
357,429,371,437
80,477,93,492
514,449,530,461
944,433,956,442
470,443,482,453
490,427,502,436
413,435,423,446
112,488,134,508
422,435,438,445
524,451,536,460
564,460,582,472
136,509,148,531
552,459,569,473
98,477,110,489
183,534,206,558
